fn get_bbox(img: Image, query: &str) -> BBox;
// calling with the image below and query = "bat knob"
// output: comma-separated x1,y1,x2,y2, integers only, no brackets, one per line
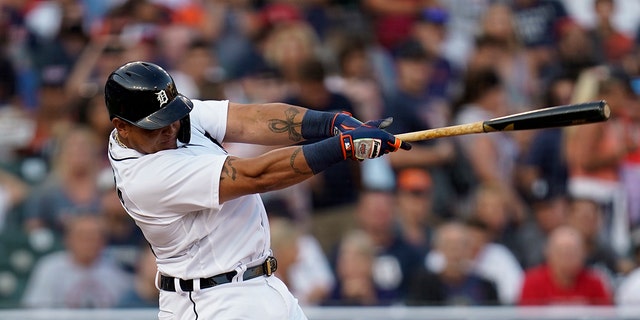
600,100,611,120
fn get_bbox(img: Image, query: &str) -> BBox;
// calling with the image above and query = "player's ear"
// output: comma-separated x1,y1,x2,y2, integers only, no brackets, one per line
112,118,130,136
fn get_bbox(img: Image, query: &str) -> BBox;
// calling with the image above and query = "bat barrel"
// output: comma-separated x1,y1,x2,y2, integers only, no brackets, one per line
482,100,610,132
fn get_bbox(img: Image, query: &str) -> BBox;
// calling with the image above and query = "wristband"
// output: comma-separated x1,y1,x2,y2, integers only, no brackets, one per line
302,136,345,174
301,110,336,139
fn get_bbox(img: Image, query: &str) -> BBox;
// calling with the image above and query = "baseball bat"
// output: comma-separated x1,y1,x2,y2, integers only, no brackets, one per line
395,100,610,142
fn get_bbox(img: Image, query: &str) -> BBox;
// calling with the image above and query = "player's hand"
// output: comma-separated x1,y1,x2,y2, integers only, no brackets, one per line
331,112,364,135
339,118,411,161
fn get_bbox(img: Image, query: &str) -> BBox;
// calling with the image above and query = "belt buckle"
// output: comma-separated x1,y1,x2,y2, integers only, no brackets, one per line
263,256,277,276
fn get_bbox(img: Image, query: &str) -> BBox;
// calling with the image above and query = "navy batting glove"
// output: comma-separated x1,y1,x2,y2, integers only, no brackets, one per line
331,112,364,135
339,118,411,161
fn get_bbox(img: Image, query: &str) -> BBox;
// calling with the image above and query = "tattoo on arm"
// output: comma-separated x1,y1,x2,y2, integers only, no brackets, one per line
221,158,237,181
290,147,312,175
268,108,303,142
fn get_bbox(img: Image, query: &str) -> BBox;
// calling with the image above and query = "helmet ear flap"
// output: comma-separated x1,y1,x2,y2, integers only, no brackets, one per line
178,115,191,144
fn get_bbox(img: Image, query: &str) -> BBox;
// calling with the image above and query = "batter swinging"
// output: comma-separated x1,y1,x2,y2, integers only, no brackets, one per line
105,61,409,319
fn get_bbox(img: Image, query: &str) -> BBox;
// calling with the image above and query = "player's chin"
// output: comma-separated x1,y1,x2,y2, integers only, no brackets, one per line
158,140,178,151
143,140,177,154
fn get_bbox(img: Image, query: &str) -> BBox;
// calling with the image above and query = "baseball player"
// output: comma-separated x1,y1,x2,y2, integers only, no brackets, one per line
104,61,410,320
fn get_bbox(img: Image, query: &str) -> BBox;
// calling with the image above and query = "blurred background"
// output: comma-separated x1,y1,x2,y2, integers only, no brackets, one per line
0,0,640,317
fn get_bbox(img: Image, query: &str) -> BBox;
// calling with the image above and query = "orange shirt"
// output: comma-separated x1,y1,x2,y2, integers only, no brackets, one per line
567,122,623,182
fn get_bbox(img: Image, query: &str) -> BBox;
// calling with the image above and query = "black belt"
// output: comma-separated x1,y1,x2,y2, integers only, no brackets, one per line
159,256,277,292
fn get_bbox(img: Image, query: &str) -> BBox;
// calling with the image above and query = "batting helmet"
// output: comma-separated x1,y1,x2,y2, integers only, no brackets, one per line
105,61,192,143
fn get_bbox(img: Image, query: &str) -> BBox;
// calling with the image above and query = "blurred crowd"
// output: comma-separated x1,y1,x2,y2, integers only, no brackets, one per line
1,0,640,309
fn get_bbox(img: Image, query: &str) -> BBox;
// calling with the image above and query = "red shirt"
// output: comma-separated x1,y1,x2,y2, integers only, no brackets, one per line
518,265,612,306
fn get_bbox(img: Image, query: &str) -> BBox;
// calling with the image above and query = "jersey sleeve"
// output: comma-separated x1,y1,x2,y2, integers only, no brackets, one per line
190,99,229,142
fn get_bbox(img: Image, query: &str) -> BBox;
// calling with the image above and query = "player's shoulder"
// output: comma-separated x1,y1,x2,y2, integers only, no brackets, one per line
188,99,229,122
191,99,229,112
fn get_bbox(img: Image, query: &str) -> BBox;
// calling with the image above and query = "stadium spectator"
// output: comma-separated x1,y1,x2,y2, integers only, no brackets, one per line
22,126,103,248
22,215,132,308
82,92,112,165
361,0,422,50
351,188,422,304
517,73,574,206
170,38,225,101
99,174,145,273
565,66,639,256
65,36,128,107
325,230,382,306
409,221,499,306
466,183,521,252
478,3,538,110
438,0,492,69
224,57,288,104
511,0,568,58
466,218,524,305
518,226,613,305
395,167,436,252
384,39,445,135
326,35,384,122
17,64,74,167
410,6,456,100
616,230,640,305
269,215,334,306
261,19,320,83
566,197,631,282
383,39,455,217
588,0,635,65
116,245,158,308
515,190,568,268
544,19,597,81
453,68,525,225
620,78,640,238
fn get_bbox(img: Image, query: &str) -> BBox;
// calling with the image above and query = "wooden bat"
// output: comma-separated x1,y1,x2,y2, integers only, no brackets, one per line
395,100,611,142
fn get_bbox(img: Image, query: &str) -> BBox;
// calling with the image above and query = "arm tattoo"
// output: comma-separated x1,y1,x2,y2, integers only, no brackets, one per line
268,108,303,142
221,158,237,181
290,147,312,175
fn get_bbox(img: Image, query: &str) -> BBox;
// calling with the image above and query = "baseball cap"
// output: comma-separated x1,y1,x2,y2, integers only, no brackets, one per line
397,168,432,192
418,7,449,25
40,64,68,87
259,3,302,28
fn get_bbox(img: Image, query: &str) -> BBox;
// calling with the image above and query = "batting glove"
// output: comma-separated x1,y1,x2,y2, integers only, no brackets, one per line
339,118,412,161
331,112,364,135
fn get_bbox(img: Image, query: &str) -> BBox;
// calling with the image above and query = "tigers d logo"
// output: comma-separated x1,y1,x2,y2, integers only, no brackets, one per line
156,90,169,107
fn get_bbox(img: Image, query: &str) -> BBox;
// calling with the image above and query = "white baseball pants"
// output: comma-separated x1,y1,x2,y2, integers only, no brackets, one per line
157,275,308,320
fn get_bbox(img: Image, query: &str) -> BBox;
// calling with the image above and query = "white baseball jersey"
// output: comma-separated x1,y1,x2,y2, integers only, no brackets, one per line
108,99,271,279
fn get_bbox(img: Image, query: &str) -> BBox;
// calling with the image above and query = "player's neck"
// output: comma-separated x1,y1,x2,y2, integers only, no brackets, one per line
114,132,129,149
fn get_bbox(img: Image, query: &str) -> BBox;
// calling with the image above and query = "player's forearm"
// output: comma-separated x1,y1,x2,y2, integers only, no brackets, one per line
225,102,338,145
218,144,326,203
242,146,316,189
